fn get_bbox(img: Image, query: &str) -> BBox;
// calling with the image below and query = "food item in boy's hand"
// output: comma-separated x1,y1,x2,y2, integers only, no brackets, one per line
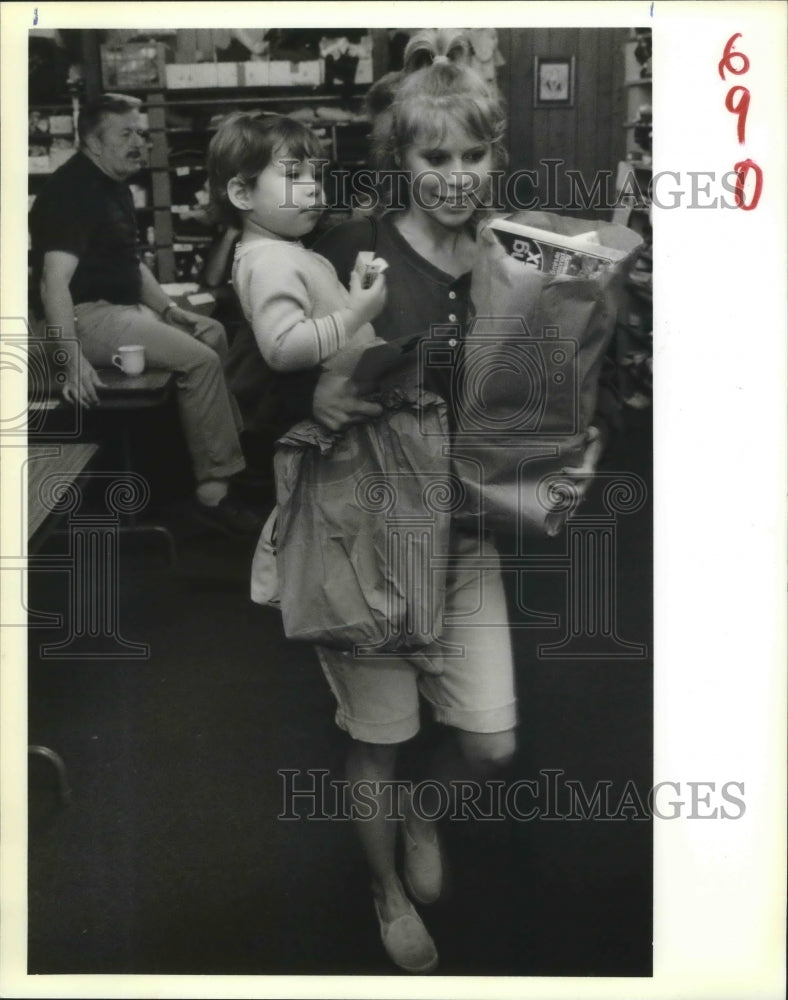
354,251,389,288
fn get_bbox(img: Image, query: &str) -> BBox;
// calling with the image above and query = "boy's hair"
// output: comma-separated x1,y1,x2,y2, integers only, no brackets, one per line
77,93,142,145
207,112,326,227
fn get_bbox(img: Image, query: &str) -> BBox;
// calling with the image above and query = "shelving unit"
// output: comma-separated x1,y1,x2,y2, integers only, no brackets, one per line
28,102,79,182
612,29,651,234
28,30,385,286
28,101,82,298
124,85,374,283
613,28,652,410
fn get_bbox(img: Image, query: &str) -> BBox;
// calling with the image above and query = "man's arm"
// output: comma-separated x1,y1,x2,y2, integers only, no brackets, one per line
39,250,103,407
137,262,217,337
138,261,176,316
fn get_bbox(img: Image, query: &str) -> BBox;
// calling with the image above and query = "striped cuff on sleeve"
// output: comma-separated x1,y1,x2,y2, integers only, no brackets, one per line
313,311,347,363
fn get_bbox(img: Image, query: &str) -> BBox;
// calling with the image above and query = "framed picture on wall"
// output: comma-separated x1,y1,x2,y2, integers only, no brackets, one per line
534,55,575,107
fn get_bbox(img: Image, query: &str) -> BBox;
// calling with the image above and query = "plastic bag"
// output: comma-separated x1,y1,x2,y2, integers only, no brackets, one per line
451,211,643,537
250,506,280,607
271,384,453,652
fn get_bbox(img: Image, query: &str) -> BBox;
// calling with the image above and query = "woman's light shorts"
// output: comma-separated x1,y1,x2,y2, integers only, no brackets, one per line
315,529,517,744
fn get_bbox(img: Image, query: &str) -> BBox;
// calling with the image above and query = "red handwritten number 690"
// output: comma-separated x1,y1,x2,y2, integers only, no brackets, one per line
719,34,761,210
718,33,750,79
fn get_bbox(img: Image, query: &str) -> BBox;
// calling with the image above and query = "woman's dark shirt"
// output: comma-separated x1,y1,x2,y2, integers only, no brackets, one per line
312,212,472,412
304,211,621,436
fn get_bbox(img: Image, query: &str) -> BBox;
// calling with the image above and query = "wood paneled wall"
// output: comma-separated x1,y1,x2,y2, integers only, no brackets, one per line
498,28,629,219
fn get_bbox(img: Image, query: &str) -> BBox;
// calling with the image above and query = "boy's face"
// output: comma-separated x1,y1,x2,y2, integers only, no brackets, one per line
242,150,326,239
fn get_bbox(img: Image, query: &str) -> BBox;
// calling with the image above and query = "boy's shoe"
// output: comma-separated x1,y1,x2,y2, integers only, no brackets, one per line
373,897,439,974
192,494,266,537
403,823,444,905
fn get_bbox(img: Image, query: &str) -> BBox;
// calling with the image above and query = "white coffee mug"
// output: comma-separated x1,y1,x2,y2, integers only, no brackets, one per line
112,344,146,376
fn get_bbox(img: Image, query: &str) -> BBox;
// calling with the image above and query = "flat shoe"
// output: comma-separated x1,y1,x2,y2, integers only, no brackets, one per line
192,495,265,537
403,824,443,905
373,897,439,974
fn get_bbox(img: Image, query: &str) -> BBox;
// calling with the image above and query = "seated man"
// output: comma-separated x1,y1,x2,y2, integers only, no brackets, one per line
29,92,261,536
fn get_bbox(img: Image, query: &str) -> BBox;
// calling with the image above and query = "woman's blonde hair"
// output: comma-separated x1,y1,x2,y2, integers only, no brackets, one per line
366,29,507,211
402,28,474,72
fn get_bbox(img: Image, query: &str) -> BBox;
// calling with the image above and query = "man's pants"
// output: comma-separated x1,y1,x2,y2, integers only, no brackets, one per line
74,301,245,484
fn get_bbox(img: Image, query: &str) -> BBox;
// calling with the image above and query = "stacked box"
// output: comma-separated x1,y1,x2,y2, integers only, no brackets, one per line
355,56,374,84
241,61,270,86
48,115,74,136
268,60,323,86
166,63,218,88
101,42,166,90
28,156,51,174
216,63,240,87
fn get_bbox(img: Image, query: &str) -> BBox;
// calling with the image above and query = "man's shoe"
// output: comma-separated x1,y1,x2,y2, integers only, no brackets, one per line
402,823,443,905
192,495,266,537
373,897,439,974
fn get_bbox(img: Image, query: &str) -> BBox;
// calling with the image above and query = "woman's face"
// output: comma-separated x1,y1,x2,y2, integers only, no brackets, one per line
400,117,494,229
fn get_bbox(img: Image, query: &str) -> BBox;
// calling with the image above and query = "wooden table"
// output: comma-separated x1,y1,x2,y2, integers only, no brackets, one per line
28,367,176,414
29,369,179,563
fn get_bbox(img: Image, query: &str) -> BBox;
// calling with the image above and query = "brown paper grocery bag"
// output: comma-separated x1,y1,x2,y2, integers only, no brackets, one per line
453,211,643,536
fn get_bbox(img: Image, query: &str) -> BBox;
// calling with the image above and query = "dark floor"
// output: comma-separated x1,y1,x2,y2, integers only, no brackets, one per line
27,408,653,977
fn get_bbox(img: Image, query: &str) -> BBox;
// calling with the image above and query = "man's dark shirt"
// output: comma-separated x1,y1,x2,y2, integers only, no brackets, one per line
29,150,142,317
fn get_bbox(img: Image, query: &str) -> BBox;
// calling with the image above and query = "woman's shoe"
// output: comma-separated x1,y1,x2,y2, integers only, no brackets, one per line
402,823,443,905
373,897,439,974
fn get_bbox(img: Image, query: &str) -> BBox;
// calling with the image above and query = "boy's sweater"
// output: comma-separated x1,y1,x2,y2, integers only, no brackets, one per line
233,227,375,372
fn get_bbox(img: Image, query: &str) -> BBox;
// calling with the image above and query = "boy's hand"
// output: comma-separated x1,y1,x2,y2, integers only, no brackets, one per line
348,268,387,327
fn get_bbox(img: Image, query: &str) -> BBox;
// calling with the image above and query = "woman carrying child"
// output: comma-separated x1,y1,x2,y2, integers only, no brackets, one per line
208,31,610,974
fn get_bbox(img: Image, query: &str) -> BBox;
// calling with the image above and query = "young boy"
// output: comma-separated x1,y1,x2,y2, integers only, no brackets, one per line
207,112,386,374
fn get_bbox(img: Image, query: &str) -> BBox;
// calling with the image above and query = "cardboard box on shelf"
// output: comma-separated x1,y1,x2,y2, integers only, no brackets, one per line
216,63,240,87
268,60,323,86
355,56,374,85
48,115,74,136
165,62,219,88
101,42,167,90
28,155,51,174
240,61,270,86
